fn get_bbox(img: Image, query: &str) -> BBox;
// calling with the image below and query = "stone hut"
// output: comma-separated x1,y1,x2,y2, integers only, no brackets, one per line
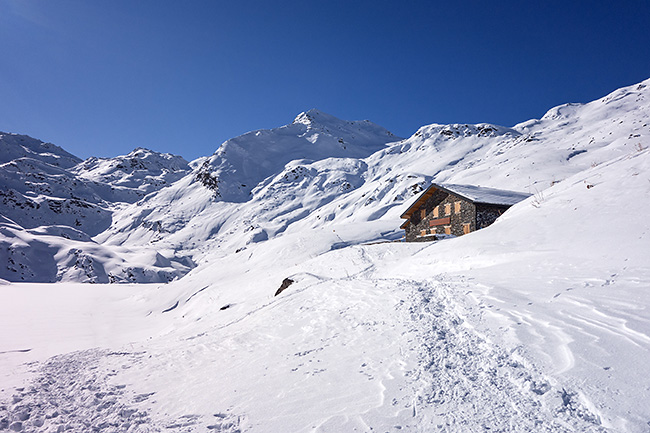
400,183,531,242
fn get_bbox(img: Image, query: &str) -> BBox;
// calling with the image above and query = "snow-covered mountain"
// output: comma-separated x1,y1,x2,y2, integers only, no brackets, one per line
1,79,650,432
194,108,398,202
95,109,402,255
72,147,190,201
0,132,81,168
0,138,192,283
94,80,650,268
3,78,650,282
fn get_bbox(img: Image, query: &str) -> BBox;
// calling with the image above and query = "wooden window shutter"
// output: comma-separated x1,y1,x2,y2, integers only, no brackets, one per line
420,229,427,237
463,223,471,234
421,209,426,219
455,201,461,214
429,216,451,227
444,203,451,215
444,225,451,235
433,207,439,218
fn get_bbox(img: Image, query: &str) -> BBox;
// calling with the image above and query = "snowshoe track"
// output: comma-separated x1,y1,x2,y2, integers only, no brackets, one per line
0,349,244,432
406,279,606,432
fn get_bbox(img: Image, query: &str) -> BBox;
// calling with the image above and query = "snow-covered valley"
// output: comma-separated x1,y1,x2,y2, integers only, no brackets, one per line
1,80,649,432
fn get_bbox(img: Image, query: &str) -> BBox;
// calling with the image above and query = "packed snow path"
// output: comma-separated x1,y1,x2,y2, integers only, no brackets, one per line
0,275,606,432
405,279,604,432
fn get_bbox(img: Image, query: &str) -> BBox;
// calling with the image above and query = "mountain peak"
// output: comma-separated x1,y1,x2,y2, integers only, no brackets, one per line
197,110,399,202
0,132,82,168
127,147,153,156
292,109,340,126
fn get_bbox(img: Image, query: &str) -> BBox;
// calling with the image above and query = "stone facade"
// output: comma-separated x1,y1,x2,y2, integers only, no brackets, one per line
401,188,510,242
476,204,508,230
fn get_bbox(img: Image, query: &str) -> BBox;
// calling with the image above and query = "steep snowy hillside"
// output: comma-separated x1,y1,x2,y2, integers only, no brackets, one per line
0,158,112,235
194,108,398,202
363,79,650,193
0,132,112,235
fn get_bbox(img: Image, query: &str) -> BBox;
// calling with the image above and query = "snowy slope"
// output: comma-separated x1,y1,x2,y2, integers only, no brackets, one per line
1,79,650,432
195,109,399,202
72,147,190,202
100,79,650,272
0,132,81,168
0,138,193,282
367,80,650,193
383,146,650,430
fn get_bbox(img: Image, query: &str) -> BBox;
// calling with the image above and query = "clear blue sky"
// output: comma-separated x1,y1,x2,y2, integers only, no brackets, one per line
1,0,649,161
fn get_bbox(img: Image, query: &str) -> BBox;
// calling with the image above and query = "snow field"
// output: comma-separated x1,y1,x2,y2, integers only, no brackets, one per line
0,283,171,393
405,278,605,432
0,245,613,432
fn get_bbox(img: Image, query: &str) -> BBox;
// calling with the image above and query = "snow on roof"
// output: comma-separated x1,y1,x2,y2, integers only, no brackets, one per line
401,183,531,218
438,183,532,205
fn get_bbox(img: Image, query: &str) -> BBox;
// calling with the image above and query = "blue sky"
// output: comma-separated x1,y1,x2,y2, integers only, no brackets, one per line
1,0,649,160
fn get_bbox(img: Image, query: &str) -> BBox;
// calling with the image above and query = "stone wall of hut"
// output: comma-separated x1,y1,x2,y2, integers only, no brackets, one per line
404,190,476,242
475,204,509,230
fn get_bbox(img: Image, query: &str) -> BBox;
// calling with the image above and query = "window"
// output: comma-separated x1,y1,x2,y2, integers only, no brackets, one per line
454,201,461,214
444,225,451,235
420,209,426,219
444,203,451,215
463,223,471,234
433,207,439,218
420,229,428,237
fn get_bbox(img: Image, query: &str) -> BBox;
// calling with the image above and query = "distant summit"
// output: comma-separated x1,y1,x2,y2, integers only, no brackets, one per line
0,132,81,168
292,109,347,126
195,109,401,202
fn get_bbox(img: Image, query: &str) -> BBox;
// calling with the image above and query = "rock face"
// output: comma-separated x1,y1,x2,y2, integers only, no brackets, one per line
275,278,294,296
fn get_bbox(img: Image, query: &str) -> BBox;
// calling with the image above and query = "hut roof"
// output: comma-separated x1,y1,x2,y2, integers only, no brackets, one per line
401,183,531,219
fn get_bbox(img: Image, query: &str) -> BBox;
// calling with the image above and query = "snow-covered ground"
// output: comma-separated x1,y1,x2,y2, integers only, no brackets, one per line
1,80,650,431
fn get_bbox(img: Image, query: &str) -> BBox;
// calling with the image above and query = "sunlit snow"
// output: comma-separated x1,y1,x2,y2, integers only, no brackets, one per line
1,80,649,432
